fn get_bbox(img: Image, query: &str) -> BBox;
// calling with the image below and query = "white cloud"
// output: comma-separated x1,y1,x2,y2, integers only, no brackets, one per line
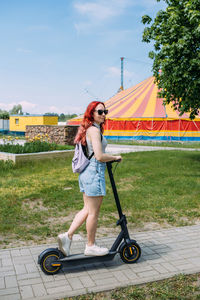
16,48,32,54
19,101,37,111
74,0,132,33
0,102,14,111
73,0,166,33
106,66,120,77
0,101,36,112
74,1,116,21
105,66,134,79
0,101,83,115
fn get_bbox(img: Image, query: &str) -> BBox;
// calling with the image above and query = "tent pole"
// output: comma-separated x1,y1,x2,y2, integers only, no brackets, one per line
120,57,124,91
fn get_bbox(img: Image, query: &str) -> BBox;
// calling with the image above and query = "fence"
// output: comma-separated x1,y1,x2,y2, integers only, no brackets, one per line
0,119,9,131
26,125,79,145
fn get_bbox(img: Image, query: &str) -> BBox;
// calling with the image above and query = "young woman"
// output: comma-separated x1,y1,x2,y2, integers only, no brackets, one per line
58,101,122,256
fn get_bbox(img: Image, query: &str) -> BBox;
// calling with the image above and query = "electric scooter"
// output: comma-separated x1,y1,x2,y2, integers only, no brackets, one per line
38,161,141,275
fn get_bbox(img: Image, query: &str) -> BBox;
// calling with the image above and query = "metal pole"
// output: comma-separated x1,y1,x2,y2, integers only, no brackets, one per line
120,57,124,91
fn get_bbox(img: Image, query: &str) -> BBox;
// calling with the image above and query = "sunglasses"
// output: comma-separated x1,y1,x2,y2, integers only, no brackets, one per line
95,109,108,115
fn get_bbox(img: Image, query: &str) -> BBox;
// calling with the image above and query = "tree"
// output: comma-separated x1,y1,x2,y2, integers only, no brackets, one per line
10,104,23,115
58,113,78,121
44,112,58,116
59,113,66,121
0,109,9,119
142,0,200,119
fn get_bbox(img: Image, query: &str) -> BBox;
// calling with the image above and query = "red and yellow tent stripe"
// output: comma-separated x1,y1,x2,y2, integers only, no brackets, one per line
68,76,200,141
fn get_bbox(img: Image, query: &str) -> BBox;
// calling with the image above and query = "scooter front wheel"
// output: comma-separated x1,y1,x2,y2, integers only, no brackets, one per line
119,240,141,264
40,250,62,275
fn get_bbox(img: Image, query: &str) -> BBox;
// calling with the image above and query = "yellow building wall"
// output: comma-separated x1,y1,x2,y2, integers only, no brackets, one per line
10,115,58,132
43,116,58,125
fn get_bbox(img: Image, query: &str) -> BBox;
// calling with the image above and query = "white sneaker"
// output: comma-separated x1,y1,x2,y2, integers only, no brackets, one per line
84,244,109,256
57,232,72,256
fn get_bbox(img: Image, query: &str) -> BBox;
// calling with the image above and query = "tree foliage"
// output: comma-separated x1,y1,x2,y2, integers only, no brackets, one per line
0,109,9,119
58,113,77,121
142,0,200,119
10,104,23,115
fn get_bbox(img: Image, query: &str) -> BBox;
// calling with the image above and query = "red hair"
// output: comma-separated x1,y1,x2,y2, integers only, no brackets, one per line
74,101,105,145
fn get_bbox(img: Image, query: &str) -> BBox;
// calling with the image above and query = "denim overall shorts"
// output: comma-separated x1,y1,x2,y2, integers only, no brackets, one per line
79,157,106,197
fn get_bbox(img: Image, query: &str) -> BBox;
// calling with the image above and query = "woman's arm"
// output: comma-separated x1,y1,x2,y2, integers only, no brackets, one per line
87,126,122,162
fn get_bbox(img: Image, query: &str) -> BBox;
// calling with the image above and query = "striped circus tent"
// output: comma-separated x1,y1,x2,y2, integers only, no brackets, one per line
68,76,200,141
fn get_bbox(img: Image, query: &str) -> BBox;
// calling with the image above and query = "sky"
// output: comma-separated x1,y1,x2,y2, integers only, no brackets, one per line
0,0,166,115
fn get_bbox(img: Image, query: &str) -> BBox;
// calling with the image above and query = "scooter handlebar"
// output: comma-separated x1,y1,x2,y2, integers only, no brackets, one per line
107,158,121,164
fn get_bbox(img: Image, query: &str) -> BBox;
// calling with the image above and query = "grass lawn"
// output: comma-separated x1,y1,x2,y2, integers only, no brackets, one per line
67,273,200,300
0,150,199,248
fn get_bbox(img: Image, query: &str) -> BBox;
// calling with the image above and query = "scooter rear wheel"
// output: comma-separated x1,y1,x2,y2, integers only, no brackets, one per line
120,240,141,264
40,250,62,275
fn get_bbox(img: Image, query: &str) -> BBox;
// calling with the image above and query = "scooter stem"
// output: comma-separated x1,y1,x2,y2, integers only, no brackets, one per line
106,161,123,219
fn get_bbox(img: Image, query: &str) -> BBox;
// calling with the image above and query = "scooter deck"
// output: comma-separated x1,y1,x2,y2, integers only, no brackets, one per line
58,251,117,266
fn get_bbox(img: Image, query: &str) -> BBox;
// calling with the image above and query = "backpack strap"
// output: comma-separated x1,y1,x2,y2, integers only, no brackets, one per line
82,144,94,160
88,151,94,160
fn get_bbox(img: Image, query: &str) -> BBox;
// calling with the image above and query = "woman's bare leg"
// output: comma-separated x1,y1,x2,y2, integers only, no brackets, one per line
67,193,103,246
84,195,103,246
67,193,89,239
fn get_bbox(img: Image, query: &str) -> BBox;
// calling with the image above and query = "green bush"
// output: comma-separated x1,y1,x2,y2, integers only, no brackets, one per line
0,139,73,154
23,140,58,153
0,159,14,171
0,140,57,153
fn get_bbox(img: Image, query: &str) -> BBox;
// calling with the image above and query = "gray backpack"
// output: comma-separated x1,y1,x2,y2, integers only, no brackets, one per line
72,143,94,174
72,125,102,173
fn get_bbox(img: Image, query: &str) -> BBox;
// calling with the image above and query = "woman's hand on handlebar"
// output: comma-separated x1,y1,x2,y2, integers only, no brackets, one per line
106,156,122,164
114,155,122,162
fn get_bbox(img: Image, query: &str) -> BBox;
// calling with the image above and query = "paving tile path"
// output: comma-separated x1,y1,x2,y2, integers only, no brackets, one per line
0,225,200,300
106,144,200,154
